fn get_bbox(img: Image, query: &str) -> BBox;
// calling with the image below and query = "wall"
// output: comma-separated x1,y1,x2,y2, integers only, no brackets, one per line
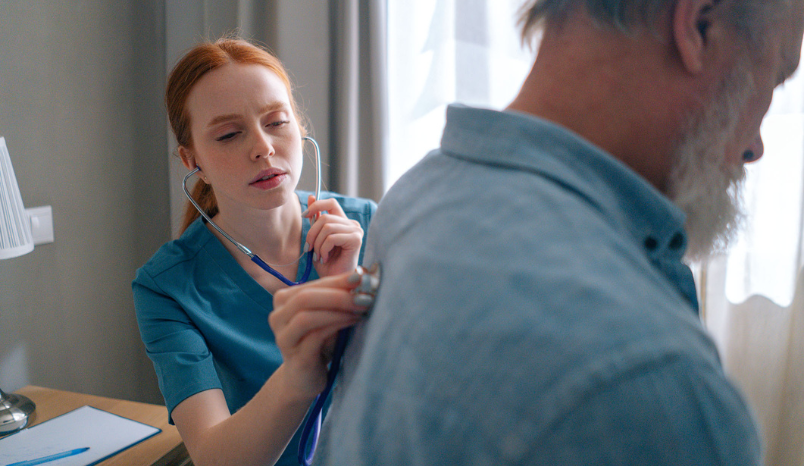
0,0,169,404
0,0,329,405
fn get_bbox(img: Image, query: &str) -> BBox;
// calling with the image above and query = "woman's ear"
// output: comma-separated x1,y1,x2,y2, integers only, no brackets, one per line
178,146,210,183
178,146,198,171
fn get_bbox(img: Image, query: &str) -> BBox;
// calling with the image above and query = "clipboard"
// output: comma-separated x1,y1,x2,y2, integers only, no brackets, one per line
0,405,161,465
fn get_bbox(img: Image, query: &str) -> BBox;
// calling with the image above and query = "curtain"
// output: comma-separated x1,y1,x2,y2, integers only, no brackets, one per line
328,0,388,201
701,41,804,466
385,0,534,188
703,260,804,466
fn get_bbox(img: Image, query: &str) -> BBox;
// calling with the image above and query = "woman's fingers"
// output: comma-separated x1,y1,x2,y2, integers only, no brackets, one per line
303,196,347,220
272,286,366,329
269,272,369,398
275,309,359,357
273,272,362,310
271,273,369,343
301,197,365,276
310,223,363,264
305,211,361,249
303,196,363,263
270,272,371,395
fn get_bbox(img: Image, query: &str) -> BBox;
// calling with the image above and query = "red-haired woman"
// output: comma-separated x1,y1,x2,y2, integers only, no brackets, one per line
133,38,375,466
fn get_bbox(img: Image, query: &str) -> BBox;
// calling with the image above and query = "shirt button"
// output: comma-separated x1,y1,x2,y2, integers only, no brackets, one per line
668,233,685,250
644,237,658,251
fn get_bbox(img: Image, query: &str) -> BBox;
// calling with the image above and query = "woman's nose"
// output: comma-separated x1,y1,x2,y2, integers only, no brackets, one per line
252,131,276,161
742,134,764,163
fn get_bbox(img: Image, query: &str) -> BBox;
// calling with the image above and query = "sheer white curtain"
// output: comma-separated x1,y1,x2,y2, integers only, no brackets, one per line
702,40,804,466
385,0,534,189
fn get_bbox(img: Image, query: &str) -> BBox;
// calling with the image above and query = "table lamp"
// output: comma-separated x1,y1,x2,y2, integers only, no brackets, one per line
0,136,37,436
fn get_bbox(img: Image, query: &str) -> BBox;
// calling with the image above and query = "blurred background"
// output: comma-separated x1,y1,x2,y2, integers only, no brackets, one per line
0,0,531,406
1,1,801,463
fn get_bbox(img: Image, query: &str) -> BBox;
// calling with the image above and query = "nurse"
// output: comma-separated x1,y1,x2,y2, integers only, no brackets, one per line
133,37,376,466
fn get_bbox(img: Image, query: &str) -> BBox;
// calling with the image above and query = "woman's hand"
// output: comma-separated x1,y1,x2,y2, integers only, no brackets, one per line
304,195,363,277
270,272,371,400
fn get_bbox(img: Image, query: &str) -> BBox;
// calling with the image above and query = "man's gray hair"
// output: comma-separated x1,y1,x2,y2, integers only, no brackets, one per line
518,0,786,49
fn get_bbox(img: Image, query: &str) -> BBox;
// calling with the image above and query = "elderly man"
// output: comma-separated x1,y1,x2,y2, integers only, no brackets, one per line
276,0,804,464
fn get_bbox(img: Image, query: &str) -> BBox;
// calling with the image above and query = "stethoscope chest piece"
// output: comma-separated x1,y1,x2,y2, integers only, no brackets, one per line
352,262,381,310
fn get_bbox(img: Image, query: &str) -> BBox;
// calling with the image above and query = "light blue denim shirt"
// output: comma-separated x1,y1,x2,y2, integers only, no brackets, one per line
316,105,760,465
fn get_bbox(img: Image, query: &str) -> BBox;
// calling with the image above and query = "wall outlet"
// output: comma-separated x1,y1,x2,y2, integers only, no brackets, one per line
26,206,54,245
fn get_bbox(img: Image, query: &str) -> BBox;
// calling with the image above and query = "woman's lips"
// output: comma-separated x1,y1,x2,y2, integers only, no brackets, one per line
250,169,287,190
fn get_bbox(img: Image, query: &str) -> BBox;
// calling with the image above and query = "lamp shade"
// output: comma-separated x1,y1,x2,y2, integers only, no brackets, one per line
0,137,33,259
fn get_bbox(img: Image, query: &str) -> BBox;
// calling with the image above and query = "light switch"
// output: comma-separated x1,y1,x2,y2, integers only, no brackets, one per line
26,206,54,245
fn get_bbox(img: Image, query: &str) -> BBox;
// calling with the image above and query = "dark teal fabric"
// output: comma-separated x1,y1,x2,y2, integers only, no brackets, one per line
133,191,375,466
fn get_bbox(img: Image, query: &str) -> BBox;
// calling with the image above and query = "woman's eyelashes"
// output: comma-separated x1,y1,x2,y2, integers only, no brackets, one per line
216,131,240,142
266,119,290,129
212,118,289,142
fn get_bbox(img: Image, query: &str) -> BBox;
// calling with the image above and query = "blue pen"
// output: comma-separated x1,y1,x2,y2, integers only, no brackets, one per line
4,447,89,466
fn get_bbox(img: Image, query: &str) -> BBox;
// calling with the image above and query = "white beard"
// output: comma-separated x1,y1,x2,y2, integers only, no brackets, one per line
668,64,753,261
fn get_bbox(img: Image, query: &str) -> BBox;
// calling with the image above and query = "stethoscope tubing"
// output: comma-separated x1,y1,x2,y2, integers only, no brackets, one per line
181,136,322,287
298,329,350,465
251,252,314,287
181,136,342,463
297,261,380,465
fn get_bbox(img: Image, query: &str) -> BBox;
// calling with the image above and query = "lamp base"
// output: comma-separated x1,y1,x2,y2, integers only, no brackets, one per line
0,388,36,436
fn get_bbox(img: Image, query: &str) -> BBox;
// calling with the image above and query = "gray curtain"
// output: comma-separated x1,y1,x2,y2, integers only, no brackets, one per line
327,0,388,201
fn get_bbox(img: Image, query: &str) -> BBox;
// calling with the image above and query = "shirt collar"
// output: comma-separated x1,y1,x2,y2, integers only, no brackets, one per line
439,104,689,263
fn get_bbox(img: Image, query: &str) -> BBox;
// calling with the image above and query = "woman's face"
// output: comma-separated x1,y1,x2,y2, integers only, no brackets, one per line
181,62,303,215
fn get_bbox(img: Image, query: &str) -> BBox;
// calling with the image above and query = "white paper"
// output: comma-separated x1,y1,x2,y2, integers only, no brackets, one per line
0,405,160,465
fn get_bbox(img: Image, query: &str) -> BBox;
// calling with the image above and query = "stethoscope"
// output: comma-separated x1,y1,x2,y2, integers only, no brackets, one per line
182,136,322,286
182,136,381,465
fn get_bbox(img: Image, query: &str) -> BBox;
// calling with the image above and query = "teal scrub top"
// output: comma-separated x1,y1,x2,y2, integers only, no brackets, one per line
133,191,375,465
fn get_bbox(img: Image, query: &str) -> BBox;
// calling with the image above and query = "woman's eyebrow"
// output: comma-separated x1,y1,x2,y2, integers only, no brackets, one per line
206,102,288,127
259,102,288,115
206,113,240,127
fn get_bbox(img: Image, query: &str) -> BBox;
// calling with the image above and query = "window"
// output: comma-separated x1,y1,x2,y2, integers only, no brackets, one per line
722,51,804,307
385,0,535,188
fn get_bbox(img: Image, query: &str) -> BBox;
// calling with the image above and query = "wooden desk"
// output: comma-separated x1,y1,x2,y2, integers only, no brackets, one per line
13,385,191,466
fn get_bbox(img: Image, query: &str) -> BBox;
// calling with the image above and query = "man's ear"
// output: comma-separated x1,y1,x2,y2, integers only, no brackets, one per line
673,0,717,74
178,146,198,171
